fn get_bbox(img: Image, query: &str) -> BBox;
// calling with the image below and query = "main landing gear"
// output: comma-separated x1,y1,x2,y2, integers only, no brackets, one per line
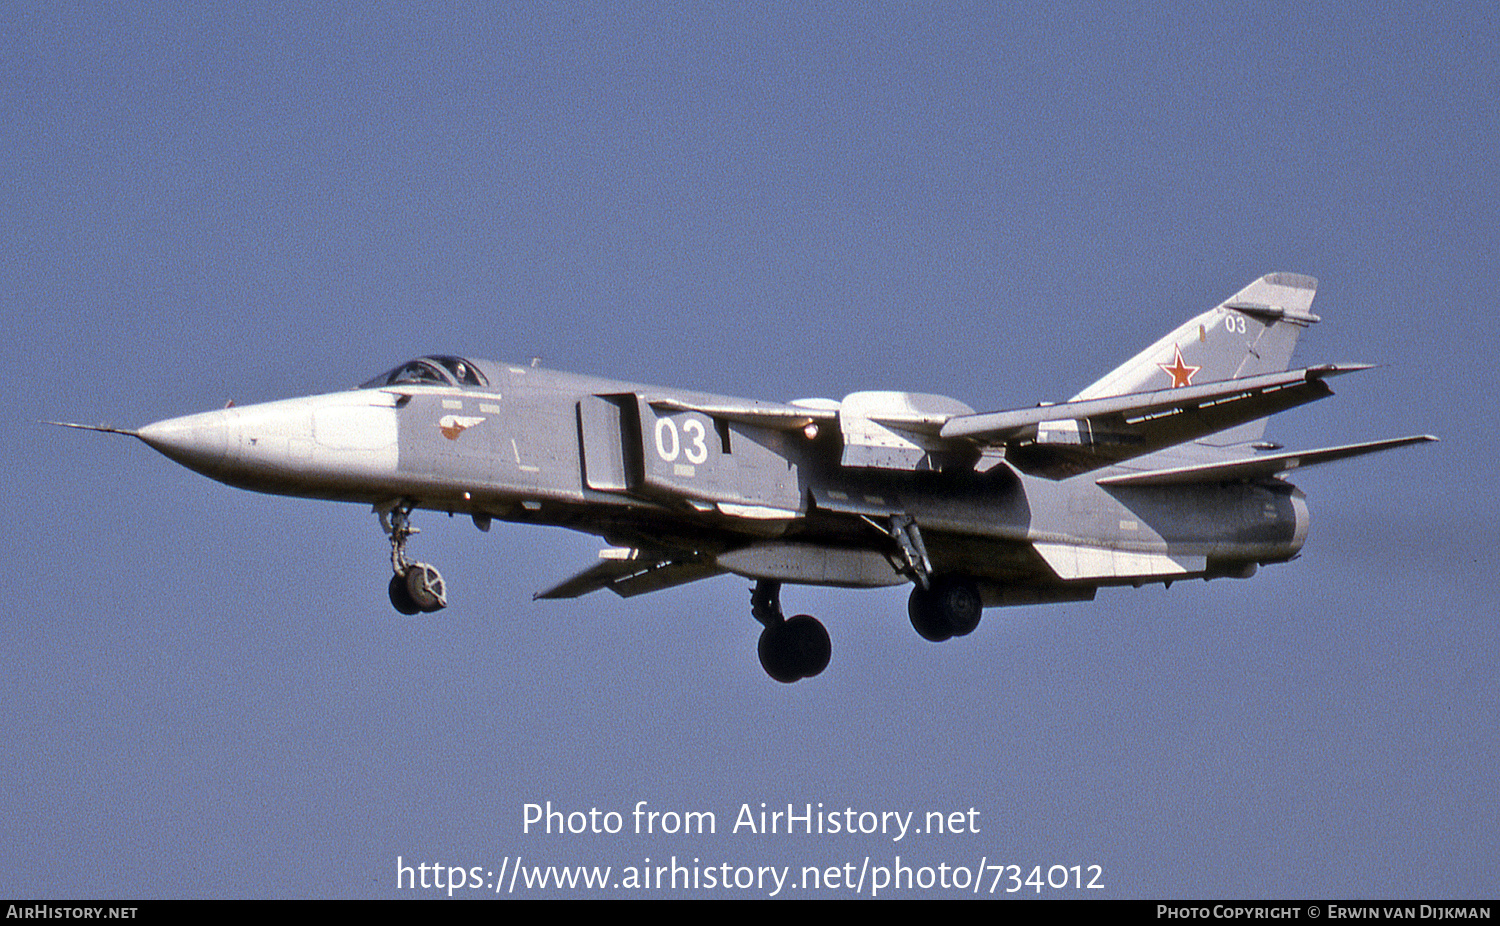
868,512,985,644
745,515,989,681
752,580,831,684
379,502,447,615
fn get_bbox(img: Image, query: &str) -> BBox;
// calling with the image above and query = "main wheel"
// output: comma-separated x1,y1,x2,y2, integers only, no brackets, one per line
933,577,982,637
908,585,954,642
758,623,802,683
784,615,831,678
757,615,831,682
909,577,983,640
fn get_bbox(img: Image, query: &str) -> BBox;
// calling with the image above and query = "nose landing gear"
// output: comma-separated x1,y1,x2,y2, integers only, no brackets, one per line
379,502,447,614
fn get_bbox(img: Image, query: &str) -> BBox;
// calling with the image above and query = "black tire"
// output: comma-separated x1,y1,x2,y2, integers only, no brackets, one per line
389,573,421,615
934,577,983,637
757,623,802,684
908,585,954,642
784,614,831,678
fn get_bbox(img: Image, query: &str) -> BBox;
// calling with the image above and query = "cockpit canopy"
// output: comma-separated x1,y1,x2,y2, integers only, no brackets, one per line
360,355,487,389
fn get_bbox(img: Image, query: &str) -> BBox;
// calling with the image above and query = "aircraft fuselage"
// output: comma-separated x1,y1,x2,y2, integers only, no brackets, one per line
136,358,1307,601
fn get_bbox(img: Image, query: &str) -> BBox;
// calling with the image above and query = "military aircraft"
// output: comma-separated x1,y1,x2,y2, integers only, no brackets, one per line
59,273,1433,682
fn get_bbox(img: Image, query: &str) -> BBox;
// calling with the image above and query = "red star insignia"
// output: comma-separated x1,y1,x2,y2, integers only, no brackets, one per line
1158,346,1200,388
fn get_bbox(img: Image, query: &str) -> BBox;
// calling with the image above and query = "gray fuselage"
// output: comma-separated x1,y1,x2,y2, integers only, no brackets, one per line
136,357,1307,600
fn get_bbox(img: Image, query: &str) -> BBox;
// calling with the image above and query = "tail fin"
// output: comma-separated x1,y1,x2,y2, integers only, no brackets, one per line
1071,273,1321,404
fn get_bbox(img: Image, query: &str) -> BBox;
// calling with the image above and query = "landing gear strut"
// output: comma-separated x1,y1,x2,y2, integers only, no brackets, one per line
751,580,830,683
379,501,447,615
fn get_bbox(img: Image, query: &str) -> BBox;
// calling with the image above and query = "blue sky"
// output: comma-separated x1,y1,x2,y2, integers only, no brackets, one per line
3,2,1495,898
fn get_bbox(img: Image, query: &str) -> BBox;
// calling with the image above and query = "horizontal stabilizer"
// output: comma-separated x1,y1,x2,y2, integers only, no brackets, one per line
535,548,722,599
1096,435,1438,487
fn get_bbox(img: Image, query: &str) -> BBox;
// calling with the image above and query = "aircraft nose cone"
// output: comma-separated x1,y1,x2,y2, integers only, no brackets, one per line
137,410,233,475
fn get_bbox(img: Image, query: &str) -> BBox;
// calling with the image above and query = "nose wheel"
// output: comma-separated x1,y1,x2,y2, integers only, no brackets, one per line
379,501,447,614
388,564,447,614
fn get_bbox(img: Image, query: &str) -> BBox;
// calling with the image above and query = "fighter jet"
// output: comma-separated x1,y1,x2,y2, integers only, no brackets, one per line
59,274,1433,682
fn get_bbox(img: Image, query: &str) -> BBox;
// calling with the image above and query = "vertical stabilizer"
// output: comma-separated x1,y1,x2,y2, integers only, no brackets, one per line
1071,273,1320,403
